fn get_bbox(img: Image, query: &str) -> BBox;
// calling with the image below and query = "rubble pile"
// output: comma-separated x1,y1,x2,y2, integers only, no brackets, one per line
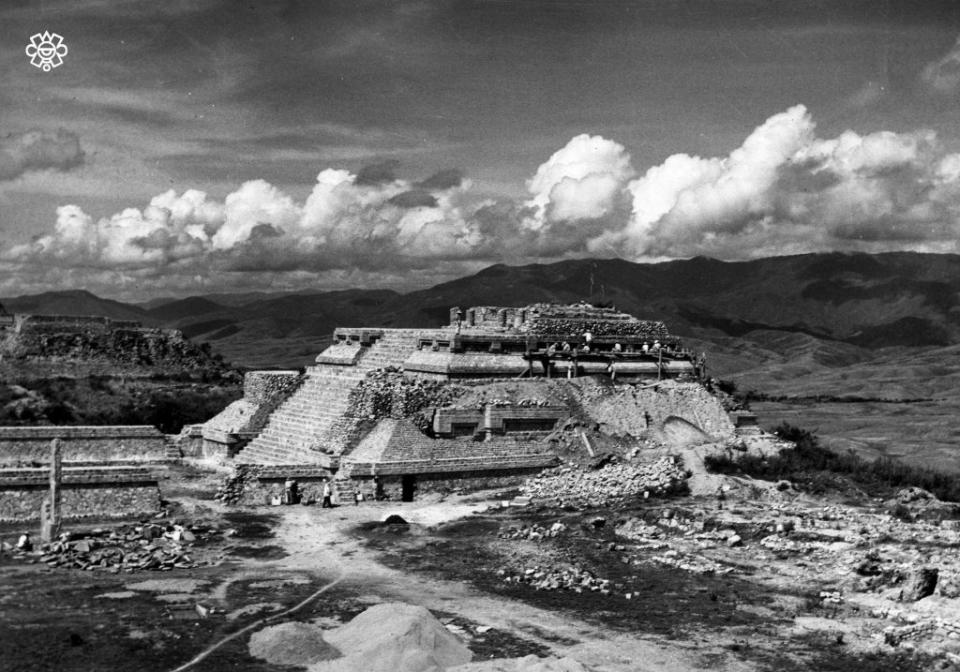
498,564,614,594
498,522,568,541
521,457,687,507
5,521,217,572
649,549,733,575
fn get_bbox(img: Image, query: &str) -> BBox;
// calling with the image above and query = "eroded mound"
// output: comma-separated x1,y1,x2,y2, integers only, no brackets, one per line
248,621,340,667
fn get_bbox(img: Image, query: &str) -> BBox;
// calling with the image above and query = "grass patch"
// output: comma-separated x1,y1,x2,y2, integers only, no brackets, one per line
706,423,960,502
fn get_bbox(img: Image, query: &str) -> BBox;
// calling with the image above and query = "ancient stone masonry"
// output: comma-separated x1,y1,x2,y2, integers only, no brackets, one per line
202,302,727,499
0,465,160,523
0,313,225,377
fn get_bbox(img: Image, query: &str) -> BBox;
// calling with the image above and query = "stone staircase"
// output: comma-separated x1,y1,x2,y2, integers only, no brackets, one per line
234,329,433,465
355,328,435,371
163,436,182,461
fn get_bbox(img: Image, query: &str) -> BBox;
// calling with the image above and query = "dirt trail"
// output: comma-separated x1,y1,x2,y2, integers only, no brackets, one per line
231,498,755,672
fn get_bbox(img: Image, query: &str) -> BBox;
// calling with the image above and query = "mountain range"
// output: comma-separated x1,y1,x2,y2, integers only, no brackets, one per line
4,252,960,398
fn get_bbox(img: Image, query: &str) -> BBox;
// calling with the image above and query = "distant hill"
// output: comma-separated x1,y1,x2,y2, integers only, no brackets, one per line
2,289,153,324
145,296,230,321
6,252,960,389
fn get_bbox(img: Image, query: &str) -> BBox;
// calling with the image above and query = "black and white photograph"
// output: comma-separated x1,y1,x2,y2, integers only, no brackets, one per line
2,1,960,670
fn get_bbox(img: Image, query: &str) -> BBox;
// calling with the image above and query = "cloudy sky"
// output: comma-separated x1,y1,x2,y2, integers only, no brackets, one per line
2,0,960,299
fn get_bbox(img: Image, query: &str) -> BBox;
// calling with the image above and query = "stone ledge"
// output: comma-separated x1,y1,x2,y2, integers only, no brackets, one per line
0,465,157,487
0,425,163,439
343,454,558,476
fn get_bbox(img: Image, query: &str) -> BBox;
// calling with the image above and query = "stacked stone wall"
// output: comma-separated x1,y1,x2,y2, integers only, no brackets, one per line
348,371,460,420
244,370,301,405
354,469,539,499
0,426,168,465
0,466,160,523
215,464,334,505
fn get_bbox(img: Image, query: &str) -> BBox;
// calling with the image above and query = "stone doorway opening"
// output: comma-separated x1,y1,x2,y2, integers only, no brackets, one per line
401,475,417,502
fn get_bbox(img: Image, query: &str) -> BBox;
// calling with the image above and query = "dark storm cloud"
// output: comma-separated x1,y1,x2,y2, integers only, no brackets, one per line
388,190,438,208
355,160,401,186
0,130,83,181
417,169,464,190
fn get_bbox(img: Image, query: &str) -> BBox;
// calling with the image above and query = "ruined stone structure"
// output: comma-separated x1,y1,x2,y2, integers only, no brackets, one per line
0,311,221,377
203,303,728,502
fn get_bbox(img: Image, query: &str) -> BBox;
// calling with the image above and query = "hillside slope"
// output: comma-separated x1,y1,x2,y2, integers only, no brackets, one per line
6,252,959,387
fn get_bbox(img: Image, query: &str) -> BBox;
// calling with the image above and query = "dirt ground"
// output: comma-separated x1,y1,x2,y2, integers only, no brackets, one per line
0,465,950,672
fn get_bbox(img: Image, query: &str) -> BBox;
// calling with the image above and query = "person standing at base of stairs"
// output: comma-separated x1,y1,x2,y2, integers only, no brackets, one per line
322,481,332,508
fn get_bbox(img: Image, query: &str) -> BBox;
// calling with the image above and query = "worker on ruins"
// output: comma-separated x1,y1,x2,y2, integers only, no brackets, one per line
16,533,32,552
613,342,622,353
641,341,649,353
546,343,557,356
583,330,593,347
581,342,590,354
321,480,332,508
354,485,363,506
455,308,463,334
652,339,661,351
561,341,571,353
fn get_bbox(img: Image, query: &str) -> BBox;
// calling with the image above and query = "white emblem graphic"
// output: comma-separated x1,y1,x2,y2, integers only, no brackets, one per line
25,32,68,71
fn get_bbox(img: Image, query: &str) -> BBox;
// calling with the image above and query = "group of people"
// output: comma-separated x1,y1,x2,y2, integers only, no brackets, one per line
280,476,386,508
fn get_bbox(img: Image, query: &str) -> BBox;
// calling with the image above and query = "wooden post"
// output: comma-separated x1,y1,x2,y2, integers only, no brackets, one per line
45,438,62,542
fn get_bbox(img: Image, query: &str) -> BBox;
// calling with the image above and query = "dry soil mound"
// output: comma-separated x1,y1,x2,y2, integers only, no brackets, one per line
248,621,341,667
450,654,591,671
310,602,472,672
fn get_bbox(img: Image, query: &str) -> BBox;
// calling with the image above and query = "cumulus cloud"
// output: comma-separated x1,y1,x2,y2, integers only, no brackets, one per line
525,134,634,226
588,105,960,259
0,129,83,180
7,106,960,293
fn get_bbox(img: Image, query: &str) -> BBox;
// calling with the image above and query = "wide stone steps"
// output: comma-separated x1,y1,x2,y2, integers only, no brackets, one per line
235,329,431,465
235,364,367,464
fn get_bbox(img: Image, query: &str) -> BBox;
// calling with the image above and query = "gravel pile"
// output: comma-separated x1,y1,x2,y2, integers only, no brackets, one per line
520,457,687,508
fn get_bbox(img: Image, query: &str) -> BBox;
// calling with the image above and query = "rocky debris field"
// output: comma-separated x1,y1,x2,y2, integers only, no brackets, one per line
476,482,960,666
520,457,688,507
2,519,223,572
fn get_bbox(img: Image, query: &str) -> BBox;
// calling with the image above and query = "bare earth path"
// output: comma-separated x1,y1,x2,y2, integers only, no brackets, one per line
220,495,756,672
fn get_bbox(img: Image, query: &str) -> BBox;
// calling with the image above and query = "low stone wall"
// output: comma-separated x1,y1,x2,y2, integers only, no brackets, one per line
353,468,542,500
0,466,161,523
0,426,169,465
215,464,335,506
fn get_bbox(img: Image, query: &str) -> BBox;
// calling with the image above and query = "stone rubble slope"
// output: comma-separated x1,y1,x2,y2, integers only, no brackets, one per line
520,457,688,508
